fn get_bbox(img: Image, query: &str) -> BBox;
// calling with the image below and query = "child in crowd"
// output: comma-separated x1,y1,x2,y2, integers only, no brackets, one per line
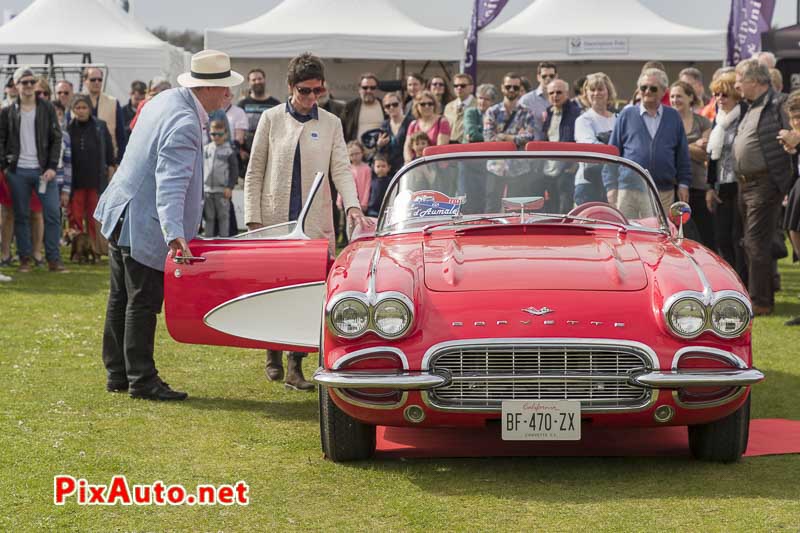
367,153,391,217
68,95,114,252
203,119,238,237
406,131,437,190
338,140,371,212
409,131,431,160
336,140,371,243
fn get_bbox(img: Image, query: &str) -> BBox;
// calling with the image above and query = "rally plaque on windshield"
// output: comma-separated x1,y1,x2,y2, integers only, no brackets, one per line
408,190,462,218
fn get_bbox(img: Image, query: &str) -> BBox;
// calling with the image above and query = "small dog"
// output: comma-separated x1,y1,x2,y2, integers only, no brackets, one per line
66,229,97,264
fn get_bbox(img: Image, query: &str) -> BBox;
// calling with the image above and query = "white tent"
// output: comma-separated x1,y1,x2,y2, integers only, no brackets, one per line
204,0,465,61
0,0,189,100
479,0,726,61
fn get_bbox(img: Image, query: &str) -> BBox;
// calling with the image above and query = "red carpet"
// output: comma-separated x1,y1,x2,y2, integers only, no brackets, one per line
375,419,800,459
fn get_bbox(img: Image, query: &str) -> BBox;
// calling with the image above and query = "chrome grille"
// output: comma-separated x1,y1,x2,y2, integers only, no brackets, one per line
428,343,652,410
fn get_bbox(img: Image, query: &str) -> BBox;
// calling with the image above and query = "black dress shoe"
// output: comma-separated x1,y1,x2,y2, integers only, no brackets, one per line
106,380,129,392
130,378,188,401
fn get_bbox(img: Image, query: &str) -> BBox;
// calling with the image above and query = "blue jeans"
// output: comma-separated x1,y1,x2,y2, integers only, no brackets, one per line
7,167,62,262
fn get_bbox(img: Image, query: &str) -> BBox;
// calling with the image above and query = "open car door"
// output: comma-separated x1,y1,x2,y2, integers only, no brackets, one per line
164,173,329,353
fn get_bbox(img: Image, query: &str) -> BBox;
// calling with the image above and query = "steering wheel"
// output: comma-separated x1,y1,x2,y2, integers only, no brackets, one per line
565,202,629,225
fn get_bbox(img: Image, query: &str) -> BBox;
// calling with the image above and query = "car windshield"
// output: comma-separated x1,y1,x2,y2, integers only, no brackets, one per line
376,155,666,234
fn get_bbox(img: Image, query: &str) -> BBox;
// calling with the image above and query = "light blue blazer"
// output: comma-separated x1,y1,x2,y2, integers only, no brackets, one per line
94,88,204,272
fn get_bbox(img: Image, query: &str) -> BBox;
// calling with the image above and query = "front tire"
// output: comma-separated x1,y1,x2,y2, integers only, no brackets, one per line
688,394,751,463
319,385,376,462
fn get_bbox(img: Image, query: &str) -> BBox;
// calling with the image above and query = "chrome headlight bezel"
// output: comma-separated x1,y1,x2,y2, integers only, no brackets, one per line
328,294,370,339
709,292,752,338
373,296,413,339
326,291,415,340
665,296,707,339
662,290,752,340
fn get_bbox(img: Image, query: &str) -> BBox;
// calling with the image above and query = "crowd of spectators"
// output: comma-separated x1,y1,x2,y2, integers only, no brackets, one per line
0,52,799,327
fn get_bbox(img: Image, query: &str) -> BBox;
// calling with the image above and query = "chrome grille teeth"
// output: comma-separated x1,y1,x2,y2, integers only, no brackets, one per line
430,344,650,408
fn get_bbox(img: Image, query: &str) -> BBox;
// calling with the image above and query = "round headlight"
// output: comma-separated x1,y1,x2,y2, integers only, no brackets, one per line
668,298,706,337
710,298,750,336
373,299,411,338
330,298,369,337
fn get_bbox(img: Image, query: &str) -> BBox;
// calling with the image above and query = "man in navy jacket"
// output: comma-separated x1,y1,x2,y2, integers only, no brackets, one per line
604,68,691,216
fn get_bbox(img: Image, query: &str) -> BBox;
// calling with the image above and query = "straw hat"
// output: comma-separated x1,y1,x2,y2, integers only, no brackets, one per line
177,50,243,88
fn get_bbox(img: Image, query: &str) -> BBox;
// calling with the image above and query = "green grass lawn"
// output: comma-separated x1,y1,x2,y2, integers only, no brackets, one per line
1,255,799,531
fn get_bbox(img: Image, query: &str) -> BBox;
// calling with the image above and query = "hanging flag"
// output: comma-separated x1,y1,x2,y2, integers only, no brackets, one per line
465,0,509,82
727,0,776,65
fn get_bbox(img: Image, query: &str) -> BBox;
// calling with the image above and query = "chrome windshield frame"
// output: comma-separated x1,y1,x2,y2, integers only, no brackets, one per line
376,151,670,237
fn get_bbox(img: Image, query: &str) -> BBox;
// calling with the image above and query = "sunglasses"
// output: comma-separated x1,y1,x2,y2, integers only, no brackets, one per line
209,132,226,137
295,86,325,95
18,79,36,86
35,91,49,98
384,101,400,108
714,92,729,98
88,77,103,83
540,74,556,79
430,82,445,87
639,85,660,93
453,83,470,89
360,85,378,91
504,85,521,91
548,90,564,96
418,101,435,108
56,91,71,96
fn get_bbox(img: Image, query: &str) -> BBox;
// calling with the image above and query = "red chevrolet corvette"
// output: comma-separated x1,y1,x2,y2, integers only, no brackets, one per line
165,142,764,463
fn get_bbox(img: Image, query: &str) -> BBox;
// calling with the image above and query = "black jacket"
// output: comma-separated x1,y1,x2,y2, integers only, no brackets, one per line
320,97,346,119
754,89,794,194
0,98,62,172
341,98,386,143
542,99,582,143
68,116,114,194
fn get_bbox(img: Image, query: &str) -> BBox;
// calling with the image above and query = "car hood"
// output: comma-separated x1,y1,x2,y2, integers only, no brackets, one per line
423,232,648,292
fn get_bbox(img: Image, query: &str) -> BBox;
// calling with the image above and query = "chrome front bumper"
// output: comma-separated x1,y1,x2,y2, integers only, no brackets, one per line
313,368,765,390
313,369,450,390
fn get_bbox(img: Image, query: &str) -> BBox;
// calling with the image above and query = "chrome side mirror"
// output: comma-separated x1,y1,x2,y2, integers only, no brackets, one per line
668,201,692,239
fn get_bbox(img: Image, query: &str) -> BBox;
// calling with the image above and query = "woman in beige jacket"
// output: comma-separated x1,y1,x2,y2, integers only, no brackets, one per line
244,53,365,391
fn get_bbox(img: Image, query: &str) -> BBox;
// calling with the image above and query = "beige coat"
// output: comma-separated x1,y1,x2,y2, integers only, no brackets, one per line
244,105,358,250
95,92,119,159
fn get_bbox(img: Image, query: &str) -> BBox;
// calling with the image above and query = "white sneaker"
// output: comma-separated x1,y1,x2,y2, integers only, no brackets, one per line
0,272,11,282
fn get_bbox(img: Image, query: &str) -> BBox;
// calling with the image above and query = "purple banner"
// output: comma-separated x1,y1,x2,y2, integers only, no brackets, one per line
465,0,509,82
726,0,776,65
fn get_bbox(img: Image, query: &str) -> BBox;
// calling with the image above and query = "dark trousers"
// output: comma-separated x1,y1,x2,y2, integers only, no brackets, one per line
738,177,782,308
102,224,164,388
267,349,306,362
689,187,715,249
714,182,748,284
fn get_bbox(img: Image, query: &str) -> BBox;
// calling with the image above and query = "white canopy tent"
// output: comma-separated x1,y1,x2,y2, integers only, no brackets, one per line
205,0,465,61
205,0,465,100
0,0,189,100
479,0,726,61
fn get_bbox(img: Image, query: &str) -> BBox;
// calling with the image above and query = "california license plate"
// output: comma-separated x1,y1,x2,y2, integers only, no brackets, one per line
501,400,581,440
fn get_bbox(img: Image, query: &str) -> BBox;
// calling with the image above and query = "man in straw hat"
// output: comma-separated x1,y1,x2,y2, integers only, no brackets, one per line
94,50,243,401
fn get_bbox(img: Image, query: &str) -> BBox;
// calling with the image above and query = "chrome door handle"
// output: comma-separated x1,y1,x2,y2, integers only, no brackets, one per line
172,255,207,264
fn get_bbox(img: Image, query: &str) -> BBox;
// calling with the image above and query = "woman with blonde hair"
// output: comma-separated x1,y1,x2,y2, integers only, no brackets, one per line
403,90,451,163
573,73,618,204
706,72,746,281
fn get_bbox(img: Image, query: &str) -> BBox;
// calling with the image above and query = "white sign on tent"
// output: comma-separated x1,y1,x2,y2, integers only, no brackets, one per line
567,37,630,56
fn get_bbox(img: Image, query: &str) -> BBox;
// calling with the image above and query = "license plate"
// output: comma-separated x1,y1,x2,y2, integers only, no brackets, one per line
501,400,581,440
